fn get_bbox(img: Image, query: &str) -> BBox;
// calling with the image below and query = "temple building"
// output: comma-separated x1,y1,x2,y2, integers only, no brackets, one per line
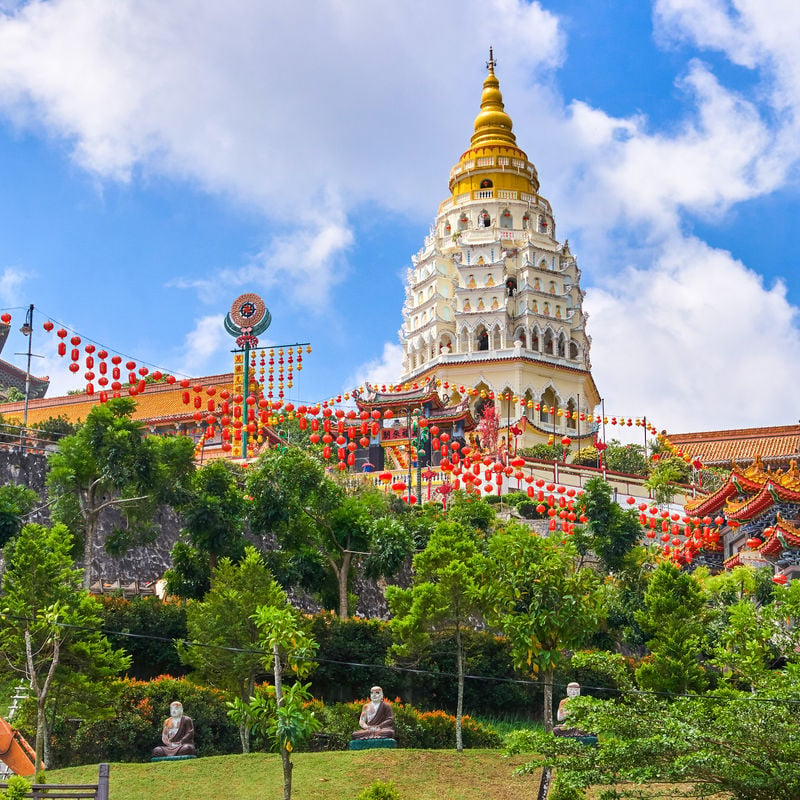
398,52,600,446
684,456,800,583
0,317,48,400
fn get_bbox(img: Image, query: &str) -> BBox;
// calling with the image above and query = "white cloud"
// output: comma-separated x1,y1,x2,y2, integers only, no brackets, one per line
177,314,226,376
0,267,25,304
347,342,404,394
586,236,800,431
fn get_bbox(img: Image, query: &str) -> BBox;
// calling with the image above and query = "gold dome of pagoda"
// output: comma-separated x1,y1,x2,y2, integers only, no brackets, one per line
471,58,516,147
446,50,540,202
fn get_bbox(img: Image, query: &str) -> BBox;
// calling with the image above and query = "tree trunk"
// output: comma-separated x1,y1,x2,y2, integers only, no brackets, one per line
455,623,464,753
273,643,292,800
543,667,554,733
337,552,352,619
82,511,99,591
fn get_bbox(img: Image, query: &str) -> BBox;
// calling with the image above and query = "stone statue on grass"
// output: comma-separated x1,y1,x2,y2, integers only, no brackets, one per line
152,701,197,758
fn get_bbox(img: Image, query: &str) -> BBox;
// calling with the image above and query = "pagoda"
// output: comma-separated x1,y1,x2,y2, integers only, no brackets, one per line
398,51,600,446
684,455,800,582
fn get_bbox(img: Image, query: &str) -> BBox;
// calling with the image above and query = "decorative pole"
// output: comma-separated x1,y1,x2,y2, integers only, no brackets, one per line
224,294,272,459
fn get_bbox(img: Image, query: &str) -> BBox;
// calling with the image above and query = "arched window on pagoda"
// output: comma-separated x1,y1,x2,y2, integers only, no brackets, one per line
480,178,493,189
557,332,566,358
543,329,554,355
566,398,577,430
531,329,539,351
476,326,489,351
514,328,527,348
479,209,491,228
500,208,513,229
541,387,558,424
569,340,579,360
458,213,468,231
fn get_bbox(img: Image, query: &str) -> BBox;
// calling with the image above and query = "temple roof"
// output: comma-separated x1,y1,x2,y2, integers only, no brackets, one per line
669,424,800,467
0,373,235,427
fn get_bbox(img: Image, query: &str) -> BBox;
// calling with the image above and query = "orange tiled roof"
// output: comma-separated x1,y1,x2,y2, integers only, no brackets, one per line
669,425,800,466
0,373,235,428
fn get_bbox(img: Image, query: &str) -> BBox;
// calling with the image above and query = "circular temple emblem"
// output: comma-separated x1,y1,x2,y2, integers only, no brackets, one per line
229,293,267,329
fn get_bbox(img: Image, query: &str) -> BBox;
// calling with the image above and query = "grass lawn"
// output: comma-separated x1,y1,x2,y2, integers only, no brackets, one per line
47,750,541,800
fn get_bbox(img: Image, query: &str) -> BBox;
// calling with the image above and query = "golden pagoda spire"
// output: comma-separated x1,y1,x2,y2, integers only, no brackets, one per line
471,47,516,147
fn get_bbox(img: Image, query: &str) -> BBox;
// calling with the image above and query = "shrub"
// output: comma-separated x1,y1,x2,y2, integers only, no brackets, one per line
355,780,402,800
306,698,501,751
2,776,30,800
516,501,539,519
63,676,239,765
98,596,188,679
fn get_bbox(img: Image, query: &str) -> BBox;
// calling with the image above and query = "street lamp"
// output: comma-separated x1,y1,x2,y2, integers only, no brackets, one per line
18,304,34,445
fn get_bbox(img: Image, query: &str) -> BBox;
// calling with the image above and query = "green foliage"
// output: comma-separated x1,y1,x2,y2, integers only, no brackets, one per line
521,682,800,800
31,414,78,440
634,563,708,694
444,491,496,532
306,698,501,751
644,456,692,505
1,775,30,800
0,483,38,548
602,440,649,476
46,398,195,585
0,522,131,769
354,780,402,800
576,477,643,573
180,460,249,565
520,443,563,461
180,547,287,752
387,521,487,750
247,448,412,617
61,675,238,765
484,526,605,730
98,595,188,679
570,445,601,467
515,500,539,519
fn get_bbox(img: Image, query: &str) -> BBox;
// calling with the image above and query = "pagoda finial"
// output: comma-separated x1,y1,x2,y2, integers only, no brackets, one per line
471,48,516,147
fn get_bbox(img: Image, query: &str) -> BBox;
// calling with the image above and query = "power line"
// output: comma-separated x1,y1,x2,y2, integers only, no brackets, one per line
2,612,798,705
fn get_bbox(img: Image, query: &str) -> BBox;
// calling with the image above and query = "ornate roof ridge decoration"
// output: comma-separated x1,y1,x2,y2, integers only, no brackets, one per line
773,459,800,491
740,453,770,482
775,513,800,545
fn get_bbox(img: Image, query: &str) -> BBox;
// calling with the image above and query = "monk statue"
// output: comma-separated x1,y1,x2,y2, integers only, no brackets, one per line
553,682,587,737
152,701,197,757
351,686,395,740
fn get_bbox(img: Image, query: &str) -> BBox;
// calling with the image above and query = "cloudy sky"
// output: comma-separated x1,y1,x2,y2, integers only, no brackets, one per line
0,0,798,435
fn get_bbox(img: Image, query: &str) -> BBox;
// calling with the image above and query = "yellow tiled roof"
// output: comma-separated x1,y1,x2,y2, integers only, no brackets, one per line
669,425,800,466
0,373,235,428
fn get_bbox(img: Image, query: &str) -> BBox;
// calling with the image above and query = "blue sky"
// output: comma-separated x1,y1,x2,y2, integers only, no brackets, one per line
0,0,798,434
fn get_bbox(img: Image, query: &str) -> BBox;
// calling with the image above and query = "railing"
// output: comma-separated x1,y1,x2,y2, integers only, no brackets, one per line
0,764,109,800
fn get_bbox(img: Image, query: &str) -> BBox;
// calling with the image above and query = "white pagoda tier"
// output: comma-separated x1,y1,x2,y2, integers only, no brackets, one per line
399,52,600,446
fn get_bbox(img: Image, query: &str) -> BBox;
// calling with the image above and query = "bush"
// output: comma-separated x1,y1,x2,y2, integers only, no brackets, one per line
306,698,501,751
62,676,239,765
516,501,539,519
2,776,30,800
355,780,402,800
98,596,188,679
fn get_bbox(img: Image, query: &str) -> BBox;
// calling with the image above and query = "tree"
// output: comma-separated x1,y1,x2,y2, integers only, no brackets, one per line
634,562,708,694
165,459,249,598
513,581,800,800
484,526,605,731
603,439,649,476
0,523,130,769
645,455,692,506
179,547,286,752
228,604,320,800
0,484,38,549
387,521,486,751
247,448,412,617
46,398,196,589
576,477,643,573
